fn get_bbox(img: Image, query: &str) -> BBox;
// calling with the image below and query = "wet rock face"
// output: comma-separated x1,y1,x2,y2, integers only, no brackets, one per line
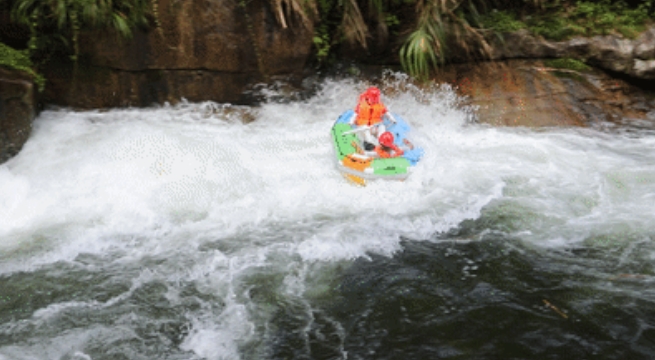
436,60,655,128
42,0,314,108
491,27,655,81
0,67,35,164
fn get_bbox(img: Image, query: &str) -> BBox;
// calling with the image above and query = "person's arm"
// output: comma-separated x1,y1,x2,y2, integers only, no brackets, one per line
348,111,358,125
384,111,397,124
352,140,379,157
350,102,362,125
402,139,414,150
375,146,391,158
392,144,404,157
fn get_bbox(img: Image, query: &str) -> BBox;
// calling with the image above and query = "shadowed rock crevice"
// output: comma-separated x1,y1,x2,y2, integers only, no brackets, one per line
0,67,35,163
41,59,274,108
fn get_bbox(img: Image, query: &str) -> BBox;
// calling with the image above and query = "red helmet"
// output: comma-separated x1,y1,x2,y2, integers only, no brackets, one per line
379,131,394,147
361,86,381,104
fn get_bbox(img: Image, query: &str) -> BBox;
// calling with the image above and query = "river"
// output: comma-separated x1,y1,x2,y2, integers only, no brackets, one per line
1,75,654,360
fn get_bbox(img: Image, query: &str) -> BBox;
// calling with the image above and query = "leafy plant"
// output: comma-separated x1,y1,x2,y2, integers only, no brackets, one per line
526,0,653,40
400,0,494,80
527,14,575,41
400,28,441,81
313,26,332,63
10,0,153,62
388,0,651,79
480,10,526,33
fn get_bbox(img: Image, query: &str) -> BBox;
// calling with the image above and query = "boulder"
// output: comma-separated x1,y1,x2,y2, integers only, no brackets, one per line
491,29,559,59
0,67,34,163
435,59,654,127
633,27,655,60
491,26,655,80
633,59,655,78
586,36,634,73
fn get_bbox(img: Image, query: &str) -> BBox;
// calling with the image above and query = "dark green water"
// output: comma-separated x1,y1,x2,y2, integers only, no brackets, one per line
2,230,654,359
262,228,655,360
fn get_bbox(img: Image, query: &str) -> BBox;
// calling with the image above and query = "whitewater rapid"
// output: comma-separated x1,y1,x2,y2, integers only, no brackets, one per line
1,75,654,360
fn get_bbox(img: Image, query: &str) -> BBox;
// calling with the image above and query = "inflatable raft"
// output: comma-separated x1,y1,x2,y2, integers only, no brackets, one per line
330,110,424,185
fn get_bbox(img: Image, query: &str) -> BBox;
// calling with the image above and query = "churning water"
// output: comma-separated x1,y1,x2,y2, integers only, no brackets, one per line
1,75,654,360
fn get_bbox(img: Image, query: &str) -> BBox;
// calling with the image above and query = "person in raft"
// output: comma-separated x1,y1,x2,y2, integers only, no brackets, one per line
348,86,398,150
375,131,414,158
353,130,414,158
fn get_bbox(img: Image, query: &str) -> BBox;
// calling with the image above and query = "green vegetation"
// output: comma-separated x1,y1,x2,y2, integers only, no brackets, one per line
400,0,652,78
480,10,526,33
283,0,653,79
8,0,153,77
312,0,334,65
3,0,653,89
543,57,592,81
287,0,551,79
527,0,653,41
543,57,592,72
0,42,45,91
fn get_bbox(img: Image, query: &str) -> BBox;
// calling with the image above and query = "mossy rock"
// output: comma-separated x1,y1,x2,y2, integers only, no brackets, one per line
0,66,36,164
0,42,45,92
542,58,592,82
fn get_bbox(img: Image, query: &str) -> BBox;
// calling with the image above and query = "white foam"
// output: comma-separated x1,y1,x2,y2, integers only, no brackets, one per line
180,327,242,360
1,75,654,272
0,329,93,360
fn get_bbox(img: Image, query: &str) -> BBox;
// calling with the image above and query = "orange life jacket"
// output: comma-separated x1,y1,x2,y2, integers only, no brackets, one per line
375,144,404,158
355,101,386,126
